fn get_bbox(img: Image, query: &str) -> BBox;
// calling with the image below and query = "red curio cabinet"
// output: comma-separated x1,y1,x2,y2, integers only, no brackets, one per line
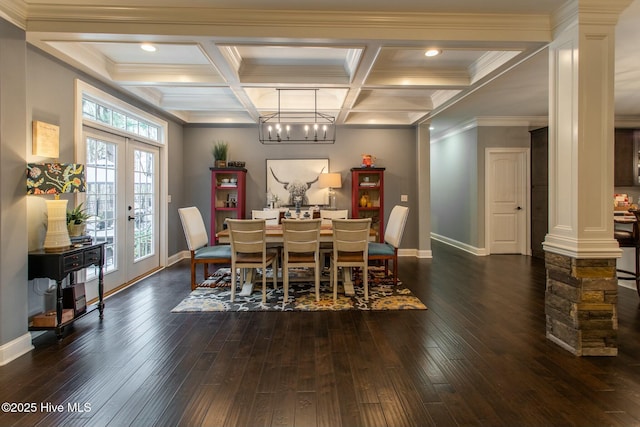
210,167,247,244
351,167,385,242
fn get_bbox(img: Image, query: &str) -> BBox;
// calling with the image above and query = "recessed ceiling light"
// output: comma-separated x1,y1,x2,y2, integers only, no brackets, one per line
424,49,441,57
141,43,156,52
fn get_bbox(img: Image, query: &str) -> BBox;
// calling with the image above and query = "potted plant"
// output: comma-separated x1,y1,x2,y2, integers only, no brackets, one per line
212,141,228,168
67,202,91,237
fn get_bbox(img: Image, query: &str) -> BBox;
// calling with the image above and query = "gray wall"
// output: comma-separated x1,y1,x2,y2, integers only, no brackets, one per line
431,125,530,249
0,19,28,348
182,125,418,249
431,127,479,246
25,45,185,313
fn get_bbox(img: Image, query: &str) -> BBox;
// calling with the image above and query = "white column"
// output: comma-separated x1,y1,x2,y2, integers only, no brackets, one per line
417,122,432,258
544,0,630,259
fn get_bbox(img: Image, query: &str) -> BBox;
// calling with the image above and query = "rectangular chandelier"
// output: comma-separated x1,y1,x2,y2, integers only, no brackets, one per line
258,89,336,144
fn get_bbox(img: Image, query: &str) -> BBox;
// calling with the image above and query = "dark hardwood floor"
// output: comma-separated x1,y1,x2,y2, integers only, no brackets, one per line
2,240,640,427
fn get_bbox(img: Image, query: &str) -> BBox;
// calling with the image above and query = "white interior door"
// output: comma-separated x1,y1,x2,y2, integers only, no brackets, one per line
83,127,160,293
486,148,529,254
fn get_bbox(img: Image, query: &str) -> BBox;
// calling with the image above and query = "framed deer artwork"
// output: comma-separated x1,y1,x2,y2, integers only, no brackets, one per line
266,158,329,206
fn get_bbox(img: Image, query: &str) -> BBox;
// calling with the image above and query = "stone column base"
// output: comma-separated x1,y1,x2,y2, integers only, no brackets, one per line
545,252,618,356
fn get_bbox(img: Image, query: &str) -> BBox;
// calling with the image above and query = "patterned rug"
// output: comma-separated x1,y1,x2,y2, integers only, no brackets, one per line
171,267,427,312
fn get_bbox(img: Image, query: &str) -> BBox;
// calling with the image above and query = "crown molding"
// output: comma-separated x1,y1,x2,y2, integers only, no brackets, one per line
25,5,552,42
0,0,27,29
553,0,633,35
431,116,548,143
469,50,520,84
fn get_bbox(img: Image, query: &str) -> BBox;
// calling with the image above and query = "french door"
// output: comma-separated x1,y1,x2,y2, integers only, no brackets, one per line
83,127,160,291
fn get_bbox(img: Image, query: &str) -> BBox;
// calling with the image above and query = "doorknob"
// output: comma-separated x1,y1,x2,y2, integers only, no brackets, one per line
516,206,523,210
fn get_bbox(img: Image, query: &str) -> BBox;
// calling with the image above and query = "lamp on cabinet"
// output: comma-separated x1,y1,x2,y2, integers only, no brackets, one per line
27,163,86,251
318,172,342,209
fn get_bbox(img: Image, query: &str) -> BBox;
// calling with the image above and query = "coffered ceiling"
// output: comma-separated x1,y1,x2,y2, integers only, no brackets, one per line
3,0,640,137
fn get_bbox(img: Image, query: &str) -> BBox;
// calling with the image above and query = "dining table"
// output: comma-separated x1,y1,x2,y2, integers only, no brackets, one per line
216,223,376,296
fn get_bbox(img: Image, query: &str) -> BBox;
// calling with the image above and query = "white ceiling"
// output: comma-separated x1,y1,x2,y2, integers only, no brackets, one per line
3,0,639,137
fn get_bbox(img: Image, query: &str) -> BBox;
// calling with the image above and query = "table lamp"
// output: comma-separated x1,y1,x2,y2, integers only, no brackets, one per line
318,172,342,209
27,163,86,251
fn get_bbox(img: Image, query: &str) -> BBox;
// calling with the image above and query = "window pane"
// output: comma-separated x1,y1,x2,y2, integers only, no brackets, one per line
97,105,112,124
85,138,118,277
112,111,126,129
126,117,139,134
82,100,97,120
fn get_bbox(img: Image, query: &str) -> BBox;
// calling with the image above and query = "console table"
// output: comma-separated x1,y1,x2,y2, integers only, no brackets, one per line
28,242,105,338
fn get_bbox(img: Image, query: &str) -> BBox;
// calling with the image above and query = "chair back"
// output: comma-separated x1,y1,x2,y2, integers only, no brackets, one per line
320,209,348,226
282,219,321,254
384,205,409,248
178,206,208,251
332,218,371,254
226,219,267,256
252,209,280,225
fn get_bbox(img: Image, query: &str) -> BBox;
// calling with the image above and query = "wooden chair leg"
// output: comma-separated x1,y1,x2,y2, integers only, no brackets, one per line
262,264,267,304
636,246,640,296
283,264,289,308
392,255,398,285
190,259,197,290
363,264,369,301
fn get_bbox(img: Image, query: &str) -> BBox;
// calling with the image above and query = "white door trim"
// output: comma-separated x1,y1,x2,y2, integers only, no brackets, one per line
484,147,531,256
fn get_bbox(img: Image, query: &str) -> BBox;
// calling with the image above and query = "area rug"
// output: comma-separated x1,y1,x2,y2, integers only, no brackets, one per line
171,267,427,312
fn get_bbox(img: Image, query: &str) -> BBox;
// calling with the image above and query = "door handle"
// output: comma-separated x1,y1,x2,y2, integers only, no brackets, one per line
516,206,522,210
128,215,136,221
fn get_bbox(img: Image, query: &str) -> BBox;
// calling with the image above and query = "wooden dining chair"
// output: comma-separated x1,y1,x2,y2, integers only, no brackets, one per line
368,205,409,285
614,209,640,296
319,209,349,266
178,206,231,290
282,219,322,305
320,209,348,226
251,209,280,225
330,218,371,302
225,219,278,303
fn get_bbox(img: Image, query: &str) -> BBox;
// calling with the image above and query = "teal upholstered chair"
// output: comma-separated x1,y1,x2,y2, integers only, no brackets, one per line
178,206,231,290
368,205,409,285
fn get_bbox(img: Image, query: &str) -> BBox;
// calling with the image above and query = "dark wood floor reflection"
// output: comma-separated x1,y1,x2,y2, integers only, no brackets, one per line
2,240,640,426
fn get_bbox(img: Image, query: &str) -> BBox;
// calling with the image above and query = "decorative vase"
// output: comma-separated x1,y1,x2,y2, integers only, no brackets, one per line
215,160,226,168
68,223,86,237
361,154,376,167
359,193,370,208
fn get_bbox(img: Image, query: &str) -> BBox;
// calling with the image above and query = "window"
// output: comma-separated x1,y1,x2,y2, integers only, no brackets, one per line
82,97,161,143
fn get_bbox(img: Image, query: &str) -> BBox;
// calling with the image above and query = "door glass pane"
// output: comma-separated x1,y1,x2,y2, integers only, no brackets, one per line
133,149,155,261
85,137,117,277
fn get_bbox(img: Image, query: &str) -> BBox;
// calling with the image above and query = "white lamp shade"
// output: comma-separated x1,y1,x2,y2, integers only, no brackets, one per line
318,172,342,189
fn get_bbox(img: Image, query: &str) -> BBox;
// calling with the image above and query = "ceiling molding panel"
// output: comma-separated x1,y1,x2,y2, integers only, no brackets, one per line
111,64,225,84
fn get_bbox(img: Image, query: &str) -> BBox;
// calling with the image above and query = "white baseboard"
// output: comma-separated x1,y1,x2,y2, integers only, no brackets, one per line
0,333,33,366
416,249,433,258
431,233,488,256
168,250,189,266
398,248,432,258
618,280,637,291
